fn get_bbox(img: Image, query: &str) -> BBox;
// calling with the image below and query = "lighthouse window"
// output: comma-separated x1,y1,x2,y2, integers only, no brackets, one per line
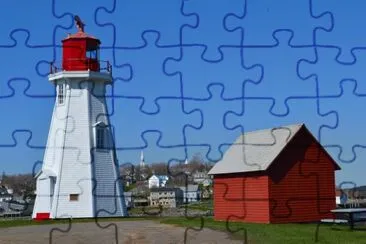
87,48,98,60
69,194,79,201
96,126,105,149
58,84,64,105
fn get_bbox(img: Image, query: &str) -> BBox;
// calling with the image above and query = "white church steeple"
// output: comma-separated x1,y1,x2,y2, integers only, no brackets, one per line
140,151,145,168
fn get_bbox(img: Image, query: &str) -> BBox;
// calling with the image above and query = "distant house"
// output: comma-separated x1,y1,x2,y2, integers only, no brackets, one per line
192,171,210,184
179,185,200,203
150,188,183,208
0,194,12,203
0,201,26,217
148,174,169,189
148,175,160,188
339,187,366,207
208,123,341,224
0,186,12,202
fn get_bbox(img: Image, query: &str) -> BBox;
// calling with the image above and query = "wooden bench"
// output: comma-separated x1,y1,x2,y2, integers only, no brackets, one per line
320,218,349,224
330,208,366,230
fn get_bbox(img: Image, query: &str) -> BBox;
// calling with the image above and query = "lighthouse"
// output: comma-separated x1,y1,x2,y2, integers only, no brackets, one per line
32,16,128,219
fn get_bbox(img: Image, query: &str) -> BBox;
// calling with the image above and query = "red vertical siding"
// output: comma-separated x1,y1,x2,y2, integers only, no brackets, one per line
62,39,86,71
213,173,270,223
212,125,339,224
268,127,337,223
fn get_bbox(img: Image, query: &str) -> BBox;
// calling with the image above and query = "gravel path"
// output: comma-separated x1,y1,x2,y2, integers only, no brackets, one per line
0,220,243,244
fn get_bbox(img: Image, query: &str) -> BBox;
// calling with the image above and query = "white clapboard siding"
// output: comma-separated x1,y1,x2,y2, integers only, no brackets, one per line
33,73,128,219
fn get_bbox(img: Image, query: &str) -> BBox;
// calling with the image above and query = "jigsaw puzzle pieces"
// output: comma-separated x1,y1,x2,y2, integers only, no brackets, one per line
1,0,366,243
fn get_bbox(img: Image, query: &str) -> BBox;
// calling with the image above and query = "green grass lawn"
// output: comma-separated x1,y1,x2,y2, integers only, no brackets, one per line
159,217,366,244
1,216,366,243
128,206,162,215
179,200,213,211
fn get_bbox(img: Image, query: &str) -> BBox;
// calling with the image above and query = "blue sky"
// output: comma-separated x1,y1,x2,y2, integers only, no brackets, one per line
0,0,365,188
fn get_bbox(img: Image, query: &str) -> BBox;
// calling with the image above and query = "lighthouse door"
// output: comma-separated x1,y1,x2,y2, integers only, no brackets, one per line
50,176,56,207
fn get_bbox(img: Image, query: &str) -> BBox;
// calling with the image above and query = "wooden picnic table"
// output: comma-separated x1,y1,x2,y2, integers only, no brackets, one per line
330,208,366,230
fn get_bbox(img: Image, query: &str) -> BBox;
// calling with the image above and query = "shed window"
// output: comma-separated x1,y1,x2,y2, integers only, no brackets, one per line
69,194,79,201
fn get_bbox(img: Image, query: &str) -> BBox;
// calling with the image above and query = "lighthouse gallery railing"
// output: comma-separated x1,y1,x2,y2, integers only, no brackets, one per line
49,59,112,75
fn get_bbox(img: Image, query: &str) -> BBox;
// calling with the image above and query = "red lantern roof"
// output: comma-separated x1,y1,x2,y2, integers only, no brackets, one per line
62,31,101,44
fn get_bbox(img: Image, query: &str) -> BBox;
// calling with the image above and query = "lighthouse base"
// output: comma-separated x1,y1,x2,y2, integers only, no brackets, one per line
34,213,51,221
32,172,128,220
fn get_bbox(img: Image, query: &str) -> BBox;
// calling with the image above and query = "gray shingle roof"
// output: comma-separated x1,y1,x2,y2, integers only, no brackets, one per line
208,123,305,175
150,187,181,192
179,184,199,192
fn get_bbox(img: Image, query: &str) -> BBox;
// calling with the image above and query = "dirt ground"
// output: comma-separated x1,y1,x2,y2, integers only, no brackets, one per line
0,220,243,244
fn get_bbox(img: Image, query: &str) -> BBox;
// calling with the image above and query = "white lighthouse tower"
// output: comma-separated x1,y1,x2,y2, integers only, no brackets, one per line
32,16,128,220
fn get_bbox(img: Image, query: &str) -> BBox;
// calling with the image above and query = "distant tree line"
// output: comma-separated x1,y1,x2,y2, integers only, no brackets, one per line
1,172,36,198
1,153,213,197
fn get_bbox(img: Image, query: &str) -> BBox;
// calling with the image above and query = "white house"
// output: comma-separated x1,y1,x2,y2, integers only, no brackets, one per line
148,175,159,188
0,194,12,203
32,21,128,220
179,185,199,203
150,188,184,208
0,187,12,202
192,170,210,184
148,175,169,189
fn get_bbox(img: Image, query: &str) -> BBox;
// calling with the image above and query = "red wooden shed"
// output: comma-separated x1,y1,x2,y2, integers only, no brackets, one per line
208,123,341,224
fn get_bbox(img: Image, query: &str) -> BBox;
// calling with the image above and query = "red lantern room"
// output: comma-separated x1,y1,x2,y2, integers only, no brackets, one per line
61,16,101,72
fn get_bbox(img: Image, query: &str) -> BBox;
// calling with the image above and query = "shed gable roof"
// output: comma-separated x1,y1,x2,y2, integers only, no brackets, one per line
208,123,324,175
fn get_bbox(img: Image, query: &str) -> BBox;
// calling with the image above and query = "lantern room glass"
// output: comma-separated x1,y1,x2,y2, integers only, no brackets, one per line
86,47,99,60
